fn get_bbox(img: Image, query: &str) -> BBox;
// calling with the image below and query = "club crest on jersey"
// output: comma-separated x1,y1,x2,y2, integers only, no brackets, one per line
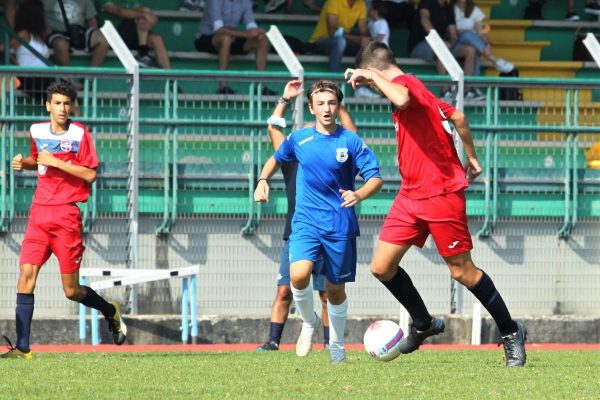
60,139,72,152
336,148,349,163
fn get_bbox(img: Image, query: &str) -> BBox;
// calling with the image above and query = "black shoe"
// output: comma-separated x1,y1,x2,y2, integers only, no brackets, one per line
265,0,287,13
256,340,279,351
107,301,127,345
565,12,580,21
501,322,527,367
398,317,445,354
585,2,600,15
216,86,236,95
137,54,161,68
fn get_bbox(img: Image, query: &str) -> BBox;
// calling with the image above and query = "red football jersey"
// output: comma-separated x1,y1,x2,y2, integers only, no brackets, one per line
29,120,98,205
391,74,468,199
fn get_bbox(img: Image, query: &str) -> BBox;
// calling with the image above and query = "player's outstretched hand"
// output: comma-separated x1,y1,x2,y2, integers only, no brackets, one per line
254,180,270,202
344,68,374,89
12,153,23,171
283,80,304,100
464,156,482,182
339,189,361,207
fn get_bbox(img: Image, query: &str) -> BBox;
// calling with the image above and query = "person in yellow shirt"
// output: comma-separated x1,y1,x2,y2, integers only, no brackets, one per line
308,0,370,72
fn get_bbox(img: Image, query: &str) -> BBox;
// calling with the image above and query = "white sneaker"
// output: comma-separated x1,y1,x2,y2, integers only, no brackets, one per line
296,313,321,357
354,85,380,98
495,58,515,74
329,343,346,364
180,0,203,11
465,88,486,101
441,89,456,101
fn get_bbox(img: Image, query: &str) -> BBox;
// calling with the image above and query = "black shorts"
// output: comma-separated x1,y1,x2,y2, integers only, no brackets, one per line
194,35,248,55
116,19,139,50
48,27,96,52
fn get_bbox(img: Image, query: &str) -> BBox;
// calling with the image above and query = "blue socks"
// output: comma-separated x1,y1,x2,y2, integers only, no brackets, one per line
268,322,285,344
15,293,34,353
268,322,329,345
468,271,517,336
381,267,433,331
79,286,115,319
323,326,330,346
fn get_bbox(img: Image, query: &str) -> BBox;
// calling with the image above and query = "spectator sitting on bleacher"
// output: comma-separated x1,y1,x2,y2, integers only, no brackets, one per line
524,0,600,21
43,0,109,68
98,0,171,69
1,0,16,27
408,0,483,100
12,0,53,101
194,0,275,95
264,0,322,13
308,0,371,72
452,0,514,75
380,0,415,27
356,0,389,97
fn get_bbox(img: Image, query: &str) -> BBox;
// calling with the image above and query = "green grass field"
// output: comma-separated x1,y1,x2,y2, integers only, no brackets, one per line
2,350,599,399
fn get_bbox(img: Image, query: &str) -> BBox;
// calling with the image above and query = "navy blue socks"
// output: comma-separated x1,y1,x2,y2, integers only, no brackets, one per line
79,286,115,319
15,293,34,353
323,325,330,346
267,322,284,344
468,271,517,336
381,267,433,331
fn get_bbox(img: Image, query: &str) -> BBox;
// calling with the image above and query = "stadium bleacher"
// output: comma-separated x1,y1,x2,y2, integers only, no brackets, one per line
2,0,600,227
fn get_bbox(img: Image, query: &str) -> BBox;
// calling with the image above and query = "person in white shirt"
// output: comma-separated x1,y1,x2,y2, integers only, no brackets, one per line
357,0,390,97
452,0,514,74
368,0,390,46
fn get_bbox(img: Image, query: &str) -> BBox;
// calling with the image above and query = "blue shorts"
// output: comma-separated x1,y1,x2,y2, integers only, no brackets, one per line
289,228,357,285
278,239,325,292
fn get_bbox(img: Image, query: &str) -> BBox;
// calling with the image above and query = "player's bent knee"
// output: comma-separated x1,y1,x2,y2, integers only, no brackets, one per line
370,263,393,281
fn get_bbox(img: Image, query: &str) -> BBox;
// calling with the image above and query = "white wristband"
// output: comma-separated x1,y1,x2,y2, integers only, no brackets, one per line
267,115,287,128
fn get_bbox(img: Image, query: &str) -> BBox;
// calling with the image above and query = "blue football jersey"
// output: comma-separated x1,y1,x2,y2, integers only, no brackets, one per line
274,125,381,239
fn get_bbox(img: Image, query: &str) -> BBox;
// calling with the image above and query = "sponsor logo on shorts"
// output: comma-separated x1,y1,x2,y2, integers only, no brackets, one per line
448,241,460,249
336,148,348,162
339,272,352,279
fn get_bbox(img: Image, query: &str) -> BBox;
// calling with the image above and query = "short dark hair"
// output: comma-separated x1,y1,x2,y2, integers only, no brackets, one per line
46,80,77,103
371,0,389,18
355,41,397,70
307,80,344,104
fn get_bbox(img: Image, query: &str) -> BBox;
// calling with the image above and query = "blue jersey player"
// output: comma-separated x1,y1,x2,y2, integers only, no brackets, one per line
254,80,383,364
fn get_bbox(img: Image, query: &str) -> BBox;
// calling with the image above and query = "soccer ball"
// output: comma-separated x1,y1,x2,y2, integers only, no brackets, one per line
363,320,404,362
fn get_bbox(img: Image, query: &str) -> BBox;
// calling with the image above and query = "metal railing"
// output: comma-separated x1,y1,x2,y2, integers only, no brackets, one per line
0,67,599,241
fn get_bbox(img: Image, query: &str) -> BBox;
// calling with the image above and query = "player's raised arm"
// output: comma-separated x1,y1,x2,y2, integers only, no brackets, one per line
345,68,410,110
267,80,304,151
338,104,357,133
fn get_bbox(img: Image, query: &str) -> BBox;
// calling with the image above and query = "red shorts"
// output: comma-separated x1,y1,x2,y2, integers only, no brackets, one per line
379,190,473,257
20,203,84,274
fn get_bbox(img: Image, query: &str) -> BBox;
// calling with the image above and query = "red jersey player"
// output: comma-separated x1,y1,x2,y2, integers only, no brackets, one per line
345,41,526,367
2,80,126,359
